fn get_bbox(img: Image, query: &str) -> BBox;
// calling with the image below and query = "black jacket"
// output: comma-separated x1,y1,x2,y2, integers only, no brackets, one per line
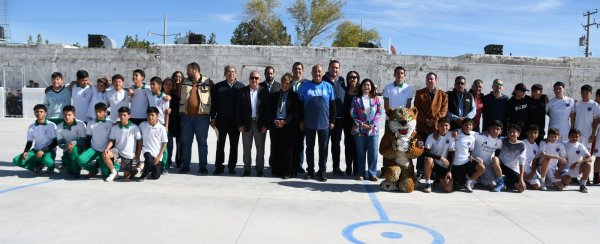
259,80,281,94
236,85,269,131
210,80,245,120
268,90,300,129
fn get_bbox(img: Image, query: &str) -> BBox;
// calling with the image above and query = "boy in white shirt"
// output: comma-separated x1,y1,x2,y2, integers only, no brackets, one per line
450,118,485,192
473,120,504,190
71,70,93,123
57,105,87,177
107,74,131,122
76,102,118,179
559,129,592,193
547,81,574,142
571,84,600,150
523,125,542,190
86,78,110,121
102,107,142,181
128,69,149,125
538,128,567,190
593,89,600,184
12,104,58,174
146,76,171,173
137,107,168,181
423,118,454,193
493,124,527,193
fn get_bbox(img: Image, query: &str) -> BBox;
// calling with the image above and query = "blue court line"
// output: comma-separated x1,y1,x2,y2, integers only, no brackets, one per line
363,181,390,221
0,179,57,194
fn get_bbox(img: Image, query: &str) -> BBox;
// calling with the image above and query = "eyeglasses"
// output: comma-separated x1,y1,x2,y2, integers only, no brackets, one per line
250,77,260,80
493,83,503,87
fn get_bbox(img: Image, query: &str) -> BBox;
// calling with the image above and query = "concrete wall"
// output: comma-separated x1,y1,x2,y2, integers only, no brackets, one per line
2,45,600,118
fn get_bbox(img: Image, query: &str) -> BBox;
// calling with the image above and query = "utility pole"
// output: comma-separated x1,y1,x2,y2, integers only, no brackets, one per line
583,10,599,57
148,14,180,45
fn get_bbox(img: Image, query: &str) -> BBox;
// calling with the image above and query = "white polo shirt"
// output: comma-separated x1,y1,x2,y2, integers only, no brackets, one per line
146,91,170,125
130,83,150,119
107,89,131,122
524,140,539,174
547,97,574,142
57,119,87,148
109,121,141,159
573,100,600,148
72,84,93,122
564,141,590,168
472,132,503,164
425,133,453,167
87,87,109,121
86,118,114,152
139,121,168,157
539,139,566,168
383,82,413,109
27,120,57,150
452,131,476,166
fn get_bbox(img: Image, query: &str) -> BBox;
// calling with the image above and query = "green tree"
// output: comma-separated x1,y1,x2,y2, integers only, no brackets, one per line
208,33,217,44
27,35,33,45
231,18,291,45
36,34,42,45
122,34,152,48
287,0,345,46
332,21,381,47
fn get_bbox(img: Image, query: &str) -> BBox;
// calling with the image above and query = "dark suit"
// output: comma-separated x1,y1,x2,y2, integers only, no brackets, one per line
211,80,245,170
236,85,269,171
259,81,281,94
268,90,300,177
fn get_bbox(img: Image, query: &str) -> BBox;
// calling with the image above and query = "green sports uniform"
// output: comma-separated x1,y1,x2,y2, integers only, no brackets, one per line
12,119,58,172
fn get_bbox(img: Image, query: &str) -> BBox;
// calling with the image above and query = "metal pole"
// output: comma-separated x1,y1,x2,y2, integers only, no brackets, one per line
163,14,167,45
586,12,591,57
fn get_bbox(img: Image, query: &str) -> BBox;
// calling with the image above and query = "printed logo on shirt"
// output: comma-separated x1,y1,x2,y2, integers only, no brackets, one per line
467,142,471,146
565,103,570,107
153,130,161,138
483,141,488,145
576,150,581,155
556,148,560,152
307,89,327,97
44,129,50,136
515,104,527,111
533,150,537,154
588,107,593,111
446,139,450,144
595,149,598,153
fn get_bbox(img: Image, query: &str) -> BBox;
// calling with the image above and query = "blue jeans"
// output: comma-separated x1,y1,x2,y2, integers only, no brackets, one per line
355,135,379,178
305,128,329,173
180,114,210,169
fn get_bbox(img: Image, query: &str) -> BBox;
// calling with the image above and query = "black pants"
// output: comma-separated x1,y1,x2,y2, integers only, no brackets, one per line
297,128,305,170
141,152,162,179
415,131,428,174
270,124,298,177
329,118,344,170
342,118,358,174
215,118,240,170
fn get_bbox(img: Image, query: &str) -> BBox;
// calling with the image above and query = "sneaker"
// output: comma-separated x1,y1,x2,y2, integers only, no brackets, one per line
198,167,208,175
355,176,364,181
332,168,345,176
540,183,547,191
45,167,59,175
136,176,146,182
317,171,328,182
423,183,432,193
580,185,589,193
105,170,118,182
34,165,43,174
368,176,379,182
345,168,353,176
161,169,169,175
492,177,506,192
464,179,474,193
303,172,314,180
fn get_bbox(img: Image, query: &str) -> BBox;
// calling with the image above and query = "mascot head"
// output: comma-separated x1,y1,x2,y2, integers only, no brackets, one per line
386,107,418,137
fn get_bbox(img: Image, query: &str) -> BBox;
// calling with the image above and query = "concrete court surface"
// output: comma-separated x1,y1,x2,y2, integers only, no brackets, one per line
0,118,598,244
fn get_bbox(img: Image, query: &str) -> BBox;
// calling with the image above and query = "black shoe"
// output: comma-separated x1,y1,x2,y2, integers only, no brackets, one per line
580,185,589,193
213,167,224,175
198,167,208,175
345,168,352,176
257,171,264,177
178,166,190,174
242,170,251,177
317,171,328,182
303,172,314,180
571,178,580,185
332,168,344,176
228,168,236,175
298,167,306,174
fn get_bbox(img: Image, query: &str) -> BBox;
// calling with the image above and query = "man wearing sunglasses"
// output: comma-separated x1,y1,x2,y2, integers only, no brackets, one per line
447,76,476,130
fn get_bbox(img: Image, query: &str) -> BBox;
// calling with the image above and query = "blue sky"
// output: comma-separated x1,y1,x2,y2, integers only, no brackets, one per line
5,0,600,57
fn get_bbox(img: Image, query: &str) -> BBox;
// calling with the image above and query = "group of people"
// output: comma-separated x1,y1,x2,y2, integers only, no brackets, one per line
11,61,600,194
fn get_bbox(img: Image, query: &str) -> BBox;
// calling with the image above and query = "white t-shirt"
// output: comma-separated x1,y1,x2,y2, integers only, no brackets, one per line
452,131,476,166
86,119,114,152
573,100,600,148
539,140,566,168
547,97,574,142
27,120,57,150
72,84,93,122
498,139,526,173
130,83,150,119
524,140,540,174
425,132,453,167
472,132,503,164
107,89,131,122
87,86,109,120
139,121,168,157
564,141,590,169
146,91,170,125
57,119,87,149
109,122,142,159
383,82,413,109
